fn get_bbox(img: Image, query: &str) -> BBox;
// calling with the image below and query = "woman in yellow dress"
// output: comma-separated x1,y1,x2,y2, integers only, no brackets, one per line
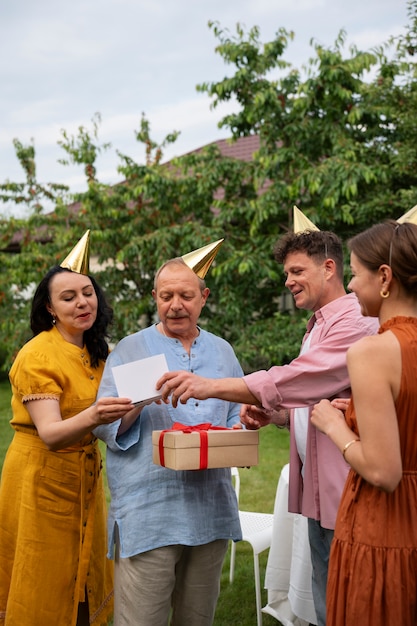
0,233,135,626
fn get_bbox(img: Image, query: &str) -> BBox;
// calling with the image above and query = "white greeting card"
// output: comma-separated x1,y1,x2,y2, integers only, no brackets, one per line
112,353,169,407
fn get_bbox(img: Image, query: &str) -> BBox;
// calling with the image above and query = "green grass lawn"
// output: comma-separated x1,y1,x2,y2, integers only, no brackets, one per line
0,378,288,625
0,379,13,462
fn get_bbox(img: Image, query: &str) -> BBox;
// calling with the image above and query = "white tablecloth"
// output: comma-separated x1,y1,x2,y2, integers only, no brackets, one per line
262,464,317,626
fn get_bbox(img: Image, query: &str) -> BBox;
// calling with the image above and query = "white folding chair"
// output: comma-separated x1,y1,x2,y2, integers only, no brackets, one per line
230,467,274,626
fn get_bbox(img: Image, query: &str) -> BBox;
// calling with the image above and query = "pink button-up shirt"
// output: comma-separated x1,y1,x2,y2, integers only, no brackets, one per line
244,293,378,529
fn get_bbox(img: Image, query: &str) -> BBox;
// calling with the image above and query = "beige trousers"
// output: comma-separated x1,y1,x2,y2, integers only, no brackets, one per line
114,537,229,626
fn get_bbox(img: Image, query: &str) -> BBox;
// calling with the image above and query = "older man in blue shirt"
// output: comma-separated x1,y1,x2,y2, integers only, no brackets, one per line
94,248,242,626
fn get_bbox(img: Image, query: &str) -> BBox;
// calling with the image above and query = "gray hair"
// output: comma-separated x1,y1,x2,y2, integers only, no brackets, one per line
153,257,206,291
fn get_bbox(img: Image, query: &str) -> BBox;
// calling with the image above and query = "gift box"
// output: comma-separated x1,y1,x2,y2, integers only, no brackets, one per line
152,423,259,470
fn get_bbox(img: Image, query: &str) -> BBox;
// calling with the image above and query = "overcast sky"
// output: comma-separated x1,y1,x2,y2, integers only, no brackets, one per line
0,0,409,216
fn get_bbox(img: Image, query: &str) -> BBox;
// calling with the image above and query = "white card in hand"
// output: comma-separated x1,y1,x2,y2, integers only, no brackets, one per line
112,353,169,407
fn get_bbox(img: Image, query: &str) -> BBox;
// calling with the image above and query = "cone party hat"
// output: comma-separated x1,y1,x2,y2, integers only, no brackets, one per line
181,238,224,279
396,205,417,225
60,230,91,275
293,206,319,233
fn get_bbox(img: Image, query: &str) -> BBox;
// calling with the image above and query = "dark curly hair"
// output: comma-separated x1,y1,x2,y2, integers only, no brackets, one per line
274,230,344,281
30,266,113,368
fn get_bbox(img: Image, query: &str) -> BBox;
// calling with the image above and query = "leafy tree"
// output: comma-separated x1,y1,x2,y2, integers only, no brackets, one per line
1,1,417,374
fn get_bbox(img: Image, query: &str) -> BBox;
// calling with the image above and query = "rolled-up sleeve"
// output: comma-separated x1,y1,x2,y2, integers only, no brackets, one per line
243,294,378,411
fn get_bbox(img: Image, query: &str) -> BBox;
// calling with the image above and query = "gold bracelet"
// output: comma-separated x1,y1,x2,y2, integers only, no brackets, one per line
342,438,360,460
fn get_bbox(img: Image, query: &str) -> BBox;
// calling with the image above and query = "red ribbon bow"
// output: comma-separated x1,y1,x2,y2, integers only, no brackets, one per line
158,422,230,469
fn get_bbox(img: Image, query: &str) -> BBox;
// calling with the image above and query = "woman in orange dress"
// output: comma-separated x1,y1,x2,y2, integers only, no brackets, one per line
0,236,135,626
311,220,417,626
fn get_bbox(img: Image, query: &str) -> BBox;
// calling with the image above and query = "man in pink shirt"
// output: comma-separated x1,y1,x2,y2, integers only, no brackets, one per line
158,229,378,626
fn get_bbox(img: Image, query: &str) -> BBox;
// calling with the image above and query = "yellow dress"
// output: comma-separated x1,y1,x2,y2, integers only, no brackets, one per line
0,327,113,626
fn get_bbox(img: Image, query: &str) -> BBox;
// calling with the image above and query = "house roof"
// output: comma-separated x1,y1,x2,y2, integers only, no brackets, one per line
185,134,260,162
2,135,260,252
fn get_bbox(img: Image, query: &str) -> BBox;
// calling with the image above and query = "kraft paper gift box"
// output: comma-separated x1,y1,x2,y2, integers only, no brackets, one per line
152,424,259,470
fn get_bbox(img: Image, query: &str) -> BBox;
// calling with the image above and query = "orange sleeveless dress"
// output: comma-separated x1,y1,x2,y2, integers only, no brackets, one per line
326,316,417,625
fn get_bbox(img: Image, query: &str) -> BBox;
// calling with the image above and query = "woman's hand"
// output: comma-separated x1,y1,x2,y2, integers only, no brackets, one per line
311,399,345,435
27,396,135,450
94,397,135,425
330,397,351,413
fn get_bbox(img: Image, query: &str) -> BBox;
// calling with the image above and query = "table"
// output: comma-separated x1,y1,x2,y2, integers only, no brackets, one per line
262,464,317,626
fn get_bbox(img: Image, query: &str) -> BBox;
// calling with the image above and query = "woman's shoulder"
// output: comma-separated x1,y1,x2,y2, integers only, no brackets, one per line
15,330,55,358
347,327,399,362
10,332,64,388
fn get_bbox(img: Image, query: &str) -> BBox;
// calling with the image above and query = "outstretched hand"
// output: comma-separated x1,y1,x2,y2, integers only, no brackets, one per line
156,371,210,408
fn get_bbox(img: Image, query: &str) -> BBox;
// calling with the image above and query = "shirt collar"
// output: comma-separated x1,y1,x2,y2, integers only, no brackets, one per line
307,292,353,330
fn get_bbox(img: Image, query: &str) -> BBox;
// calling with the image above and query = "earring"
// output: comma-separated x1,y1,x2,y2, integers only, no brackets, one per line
51,315,56,325
380,290,390,299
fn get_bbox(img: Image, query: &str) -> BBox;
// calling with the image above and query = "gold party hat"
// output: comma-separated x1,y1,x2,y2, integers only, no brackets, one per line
60,230,90,274
396,205,417,225
181,238,224,279
293,206,319,233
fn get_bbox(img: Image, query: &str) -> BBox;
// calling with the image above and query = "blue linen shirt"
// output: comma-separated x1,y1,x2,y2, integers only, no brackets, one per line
94,324,243,558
